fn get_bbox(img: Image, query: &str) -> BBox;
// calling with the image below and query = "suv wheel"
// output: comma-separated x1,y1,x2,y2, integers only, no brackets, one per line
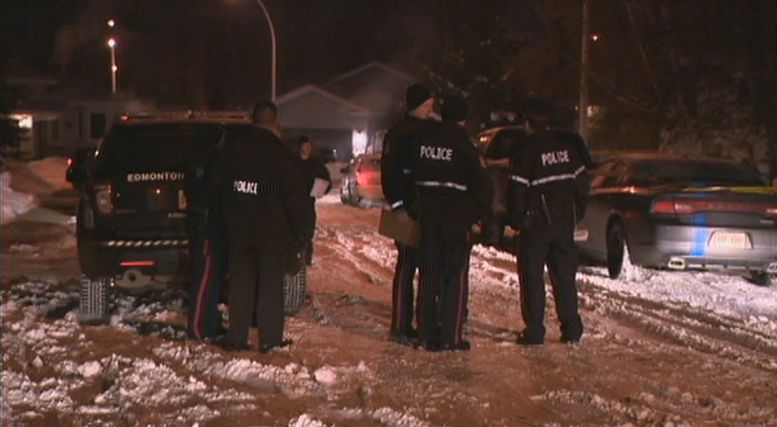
749,271,774,287
284,266,308,315
606,221,626,279
77,276,113,325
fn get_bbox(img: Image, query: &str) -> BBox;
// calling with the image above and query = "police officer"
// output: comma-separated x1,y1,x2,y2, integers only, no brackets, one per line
508,110,590,346
215,101,311,352
380,84,438,344
413,95,491,351
185,141,227,340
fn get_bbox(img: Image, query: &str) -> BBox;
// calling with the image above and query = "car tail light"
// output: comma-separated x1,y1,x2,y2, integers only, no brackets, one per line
357,171,377,186
178,190,188,211
650,199,677,214
93,182,114,215
67,157,73,167
120,260,156,267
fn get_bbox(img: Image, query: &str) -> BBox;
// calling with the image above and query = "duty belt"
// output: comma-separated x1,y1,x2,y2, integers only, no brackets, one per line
415,181,467,191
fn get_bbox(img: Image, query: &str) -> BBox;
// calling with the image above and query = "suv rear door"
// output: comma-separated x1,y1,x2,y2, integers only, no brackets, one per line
90,122,248,238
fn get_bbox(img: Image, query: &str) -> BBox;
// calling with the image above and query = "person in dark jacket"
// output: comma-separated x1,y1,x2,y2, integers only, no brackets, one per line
297,136,332,265
412,95,491,351
214,101,311,352
508,111,590,346
380,84,438,344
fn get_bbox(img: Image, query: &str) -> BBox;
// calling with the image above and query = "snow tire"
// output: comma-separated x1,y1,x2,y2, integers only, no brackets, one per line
606,221,626,279
77,275,112,325
284,266,308,315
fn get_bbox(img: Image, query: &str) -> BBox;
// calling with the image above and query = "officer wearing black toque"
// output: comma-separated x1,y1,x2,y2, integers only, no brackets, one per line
381,84,438,345
412,95,491,351
508,108,590,346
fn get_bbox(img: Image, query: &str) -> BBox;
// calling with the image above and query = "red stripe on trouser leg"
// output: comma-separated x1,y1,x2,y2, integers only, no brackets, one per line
516,251,531,327
391,242,410,332
454,263,467,344
415,268,425,334
193,240,213,340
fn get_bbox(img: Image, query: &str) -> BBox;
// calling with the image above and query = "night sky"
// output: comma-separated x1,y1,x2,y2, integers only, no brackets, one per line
1,0,536,108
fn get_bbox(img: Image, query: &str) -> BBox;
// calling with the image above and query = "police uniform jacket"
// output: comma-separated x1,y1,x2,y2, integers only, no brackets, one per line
412,122,491,226
381,116,438,216
509,130,590,229
215,127,311,247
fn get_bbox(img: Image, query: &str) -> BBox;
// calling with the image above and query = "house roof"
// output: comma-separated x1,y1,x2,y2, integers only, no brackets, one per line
276,84,373,116
323,61,418,116
326,61,416,87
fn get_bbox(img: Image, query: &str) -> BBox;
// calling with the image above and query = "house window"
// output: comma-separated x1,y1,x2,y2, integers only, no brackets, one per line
90,113,107,139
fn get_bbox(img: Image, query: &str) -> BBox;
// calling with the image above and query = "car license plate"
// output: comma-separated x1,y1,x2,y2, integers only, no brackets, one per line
708,232,751,250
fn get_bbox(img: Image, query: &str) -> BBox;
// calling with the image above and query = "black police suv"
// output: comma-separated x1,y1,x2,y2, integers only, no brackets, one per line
70,113,251,322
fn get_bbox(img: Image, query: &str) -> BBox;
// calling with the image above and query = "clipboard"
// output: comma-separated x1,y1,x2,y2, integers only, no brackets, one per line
378,208,422,248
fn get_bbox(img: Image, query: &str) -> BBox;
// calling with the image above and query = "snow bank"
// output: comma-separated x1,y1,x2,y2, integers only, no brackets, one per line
26,157,70,191
328,226,777,336
1,171,36,224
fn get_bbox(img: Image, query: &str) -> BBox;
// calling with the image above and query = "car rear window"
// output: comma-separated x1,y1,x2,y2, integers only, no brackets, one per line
93,123,247,178
486,129,523,160
631,159,765,186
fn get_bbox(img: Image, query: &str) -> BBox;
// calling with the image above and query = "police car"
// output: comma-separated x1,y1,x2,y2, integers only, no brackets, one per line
70,112,252,322
475,125,526,247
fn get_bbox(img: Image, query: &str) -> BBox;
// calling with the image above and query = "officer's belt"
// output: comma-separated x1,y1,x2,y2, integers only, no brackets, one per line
416,180,467,191
510,165,585,187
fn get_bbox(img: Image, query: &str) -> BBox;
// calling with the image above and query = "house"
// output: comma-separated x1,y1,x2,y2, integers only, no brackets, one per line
275,85,376,162
7,75,151,159
276,62,419,160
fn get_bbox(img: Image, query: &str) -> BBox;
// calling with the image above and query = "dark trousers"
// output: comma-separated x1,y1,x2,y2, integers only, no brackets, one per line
390,241,418,334
518,219,583,341
226,241,287,347
187,228,227,339
418,220,470,347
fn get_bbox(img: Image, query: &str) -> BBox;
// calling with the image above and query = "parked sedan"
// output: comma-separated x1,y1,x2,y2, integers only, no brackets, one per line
576,153,777,284
339,153,384,206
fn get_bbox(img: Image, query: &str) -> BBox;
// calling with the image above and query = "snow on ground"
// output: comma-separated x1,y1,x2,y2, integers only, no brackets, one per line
326,223,777,330
25,157,70,191
1,280,405,426
3,186,776,425
1,171,36,224
1,156,72,224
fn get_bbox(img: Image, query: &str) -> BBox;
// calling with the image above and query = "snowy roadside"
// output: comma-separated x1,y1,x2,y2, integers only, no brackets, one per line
1,156,71,224
325,223,777,332
1,171,36,224
2,183,776,426
0,281,432,426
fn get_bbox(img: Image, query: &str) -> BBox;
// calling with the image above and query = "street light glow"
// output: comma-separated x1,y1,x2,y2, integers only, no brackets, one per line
112,65,118,72
107,19,115,28
107,38,116,48
592,33,601,42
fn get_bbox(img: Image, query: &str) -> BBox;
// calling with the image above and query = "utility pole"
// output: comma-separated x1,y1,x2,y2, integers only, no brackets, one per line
578,0,590,141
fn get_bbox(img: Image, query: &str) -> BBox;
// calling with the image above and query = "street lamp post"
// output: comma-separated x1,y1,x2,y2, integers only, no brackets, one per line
107,38,118,94
254,0,277,101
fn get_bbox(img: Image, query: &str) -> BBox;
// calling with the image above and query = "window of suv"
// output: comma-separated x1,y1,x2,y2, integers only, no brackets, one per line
93,123,248,179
